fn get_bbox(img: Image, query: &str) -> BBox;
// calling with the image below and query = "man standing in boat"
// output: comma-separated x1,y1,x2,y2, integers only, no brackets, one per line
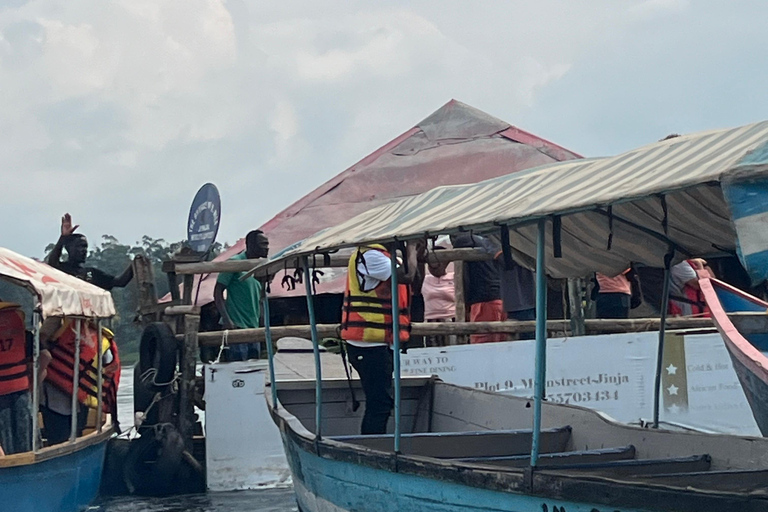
46,213,135,290
213,230,270,361
0,301,32,454
341,241,422,435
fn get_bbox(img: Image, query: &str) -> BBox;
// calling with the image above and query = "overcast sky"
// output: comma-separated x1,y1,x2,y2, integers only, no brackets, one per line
3,0,767,257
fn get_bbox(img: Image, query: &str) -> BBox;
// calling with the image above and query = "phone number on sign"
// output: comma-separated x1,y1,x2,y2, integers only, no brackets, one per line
546,390,619,404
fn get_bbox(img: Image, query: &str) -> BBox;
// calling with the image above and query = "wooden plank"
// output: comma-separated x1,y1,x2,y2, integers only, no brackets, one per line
553,454,711,476
331,427,571,458
169,248,492,276
457,445,637,468
180,315,200,452
193,317,716,345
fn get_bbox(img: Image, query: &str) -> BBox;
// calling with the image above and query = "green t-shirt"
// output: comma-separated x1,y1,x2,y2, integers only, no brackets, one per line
216,252,262,329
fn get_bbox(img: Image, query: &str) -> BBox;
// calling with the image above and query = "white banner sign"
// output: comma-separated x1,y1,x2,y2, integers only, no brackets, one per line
401,331,759,435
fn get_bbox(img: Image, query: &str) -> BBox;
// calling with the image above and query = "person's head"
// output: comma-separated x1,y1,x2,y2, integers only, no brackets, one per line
427,245,449,278
245,230,269,259
63,234,88,264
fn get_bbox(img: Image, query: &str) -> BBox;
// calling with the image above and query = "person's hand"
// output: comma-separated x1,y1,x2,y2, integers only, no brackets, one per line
411,239,428,262
223,320,237,330
688,258,708,270
61,213,79,237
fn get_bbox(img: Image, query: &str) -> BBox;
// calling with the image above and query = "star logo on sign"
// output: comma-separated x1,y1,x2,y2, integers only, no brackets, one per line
666,364,677,375
667,384,679,396
668,403,680,414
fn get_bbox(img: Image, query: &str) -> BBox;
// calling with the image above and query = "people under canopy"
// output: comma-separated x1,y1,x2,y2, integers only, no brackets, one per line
0,301,33,455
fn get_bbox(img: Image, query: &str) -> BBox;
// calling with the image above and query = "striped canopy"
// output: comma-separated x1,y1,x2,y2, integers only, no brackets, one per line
264,121,768,280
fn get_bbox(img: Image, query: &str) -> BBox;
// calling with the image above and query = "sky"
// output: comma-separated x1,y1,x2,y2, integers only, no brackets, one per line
2,0,767,257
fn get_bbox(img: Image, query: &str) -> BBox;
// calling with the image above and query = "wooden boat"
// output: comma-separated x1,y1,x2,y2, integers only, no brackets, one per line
700,275,768,435
250,121,768,510
0,248,116,512
269,377,768,512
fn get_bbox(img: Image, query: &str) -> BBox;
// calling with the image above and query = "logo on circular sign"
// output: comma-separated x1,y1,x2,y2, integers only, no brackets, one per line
232,379,245,388
187,183,221,254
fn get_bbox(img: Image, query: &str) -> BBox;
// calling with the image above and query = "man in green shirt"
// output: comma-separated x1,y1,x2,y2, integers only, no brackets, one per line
214,230,269,361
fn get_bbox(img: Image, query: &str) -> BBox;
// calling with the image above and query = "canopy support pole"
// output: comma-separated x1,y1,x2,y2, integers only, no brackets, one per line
303,256,323,441
530,218,548,467
653,252,674,428
263,289,278,409
31,311,40,453
389,247,402,454
96,320,103,434
70,319,82,442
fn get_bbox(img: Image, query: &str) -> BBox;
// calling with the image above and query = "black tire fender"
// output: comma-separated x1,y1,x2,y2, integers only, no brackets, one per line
138,322,178,392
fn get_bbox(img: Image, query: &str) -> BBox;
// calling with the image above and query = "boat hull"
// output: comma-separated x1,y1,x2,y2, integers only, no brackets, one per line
700,276,768,435
1,438,108,512
281,430,650,512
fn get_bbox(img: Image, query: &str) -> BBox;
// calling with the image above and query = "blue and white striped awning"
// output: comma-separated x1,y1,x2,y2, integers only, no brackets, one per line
264,121,768,280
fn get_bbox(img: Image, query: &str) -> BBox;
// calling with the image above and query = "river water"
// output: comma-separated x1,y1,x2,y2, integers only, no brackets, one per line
93,366,298,511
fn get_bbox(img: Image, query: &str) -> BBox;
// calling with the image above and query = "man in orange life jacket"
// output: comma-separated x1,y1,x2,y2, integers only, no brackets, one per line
0,302,33,455
341,241,422,435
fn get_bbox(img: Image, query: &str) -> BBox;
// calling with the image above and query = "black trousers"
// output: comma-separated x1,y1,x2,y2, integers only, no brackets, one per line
596,293,630,319
346,344,393,435
41,404,88,445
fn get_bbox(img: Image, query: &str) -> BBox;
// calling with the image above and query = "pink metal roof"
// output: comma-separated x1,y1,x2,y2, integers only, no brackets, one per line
179,100,582,303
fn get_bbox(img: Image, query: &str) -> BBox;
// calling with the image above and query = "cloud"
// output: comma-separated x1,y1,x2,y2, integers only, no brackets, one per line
1,0,767,257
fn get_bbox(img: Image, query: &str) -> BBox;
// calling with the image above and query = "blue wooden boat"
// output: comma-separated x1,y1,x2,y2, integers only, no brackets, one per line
269,378,768,512
0,427,113,512
700,275,768,436
250,121,768,511
0,247,117,512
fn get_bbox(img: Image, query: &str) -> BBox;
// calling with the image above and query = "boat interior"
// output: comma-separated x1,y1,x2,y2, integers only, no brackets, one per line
274,377,768,493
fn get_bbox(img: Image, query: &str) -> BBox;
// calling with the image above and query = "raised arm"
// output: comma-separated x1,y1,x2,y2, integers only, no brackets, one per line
46,213,79,268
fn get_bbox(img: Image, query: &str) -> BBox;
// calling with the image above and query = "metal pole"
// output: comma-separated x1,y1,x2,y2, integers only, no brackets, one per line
262,290,278,409
303,257,323,440
389,248,402,454
653,261,673,428
96,320,103,434
69,319,82,442
531,218,548,467
31,311,40,452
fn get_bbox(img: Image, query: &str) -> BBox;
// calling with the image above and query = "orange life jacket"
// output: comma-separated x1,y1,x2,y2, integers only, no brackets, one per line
45,319,101,406
77,329,121,413
0,303,29,396
340,245,411,345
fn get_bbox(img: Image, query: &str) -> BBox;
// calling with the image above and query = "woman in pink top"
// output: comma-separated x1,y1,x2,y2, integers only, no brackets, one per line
595,270,631,319
422,247,455,345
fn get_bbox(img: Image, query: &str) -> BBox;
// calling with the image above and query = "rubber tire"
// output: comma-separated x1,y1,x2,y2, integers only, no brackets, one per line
138,323,178,392
123,425,184,496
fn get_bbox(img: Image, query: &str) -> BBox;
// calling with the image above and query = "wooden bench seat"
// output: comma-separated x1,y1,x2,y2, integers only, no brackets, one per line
547,454,711,477
329,426,572,458
455,445,636,468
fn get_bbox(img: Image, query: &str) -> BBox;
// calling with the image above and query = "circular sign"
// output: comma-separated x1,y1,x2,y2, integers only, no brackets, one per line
187,183,221,254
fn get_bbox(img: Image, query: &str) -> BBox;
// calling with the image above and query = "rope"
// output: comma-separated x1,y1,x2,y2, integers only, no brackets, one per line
213,329,230,364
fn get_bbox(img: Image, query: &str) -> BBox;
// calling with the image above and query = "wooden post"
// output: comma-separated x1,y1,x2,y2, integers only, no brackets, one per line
567,278,585,336
133,255,160,325
453,261,466,345
180,314,200,453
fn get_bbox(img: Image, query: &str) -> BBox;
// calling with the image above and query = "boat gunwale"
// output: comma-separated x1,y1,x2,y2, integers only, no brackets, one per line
0,417,113,469
699,275,768,380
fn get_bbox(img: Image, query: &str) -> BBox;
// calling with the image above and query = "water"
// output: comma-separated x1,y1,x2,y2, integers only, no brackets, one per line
96,366,297,511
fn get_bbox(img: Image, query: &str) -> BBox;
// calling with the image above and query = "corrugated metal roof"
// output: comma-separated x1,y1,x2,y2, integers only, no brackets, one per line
179,100,581,303
267,120,768,279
